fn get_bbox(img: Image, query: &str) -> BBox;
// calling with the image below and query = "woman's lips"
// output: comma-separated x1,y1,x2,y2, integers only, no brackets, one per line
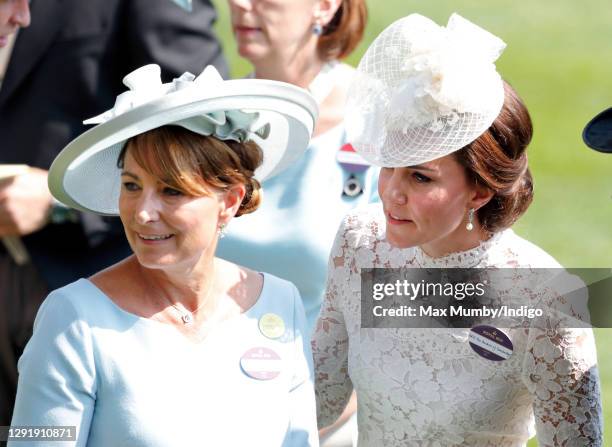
234,25,261,36
386,211,413,225
135,233,174,245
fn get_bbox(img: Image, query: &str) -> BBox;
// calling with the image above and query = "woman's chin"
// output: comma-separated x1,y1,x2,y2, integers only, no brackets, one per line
134,254,178,270
237,44,268,64
385,226,420,249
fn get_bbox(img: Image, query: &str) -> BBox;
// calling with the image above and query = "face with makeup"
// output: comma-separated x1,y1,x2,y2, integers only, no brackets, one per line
227,0,333,63
378,154,493,256
0,0,30,48
118,148,243,272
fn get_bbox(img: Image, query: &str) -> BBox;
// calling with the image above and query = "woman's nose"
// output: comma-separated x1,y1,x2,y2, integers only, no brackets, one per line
384,171,408,206
135,194,161,225
228,0,253,12
10,0,31,29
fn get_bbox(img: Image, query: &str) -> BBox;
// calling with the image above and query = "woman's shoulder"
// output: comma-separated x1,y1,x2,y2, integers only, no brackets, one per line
43,278,103,313
487,229,563,268
330,62,356,98
242,272,309,339
314,62,357,137
30,278,106,337
217,258,301,319
337,203,385,246
258,272,302,315
40,272,137,332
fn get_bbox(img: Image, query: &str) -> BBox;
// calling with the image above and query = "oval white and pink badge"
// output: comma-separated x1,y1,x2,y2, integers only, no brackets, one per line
240,347,282,380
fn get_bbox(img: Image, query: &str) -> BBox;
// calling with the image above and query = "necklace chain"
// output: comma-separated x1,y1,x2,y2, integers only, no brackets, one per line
158,265,216,325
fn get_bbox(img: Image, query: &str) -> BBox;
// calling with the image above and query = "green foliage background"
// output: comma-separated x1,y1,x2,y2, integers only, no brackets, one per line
212,0,612,443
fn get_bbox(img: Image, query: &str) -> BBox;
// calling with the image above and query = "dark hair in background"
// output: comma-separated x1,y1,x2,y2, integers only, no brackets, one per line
454,81,534,233
318,0,367,61
117,126,263,217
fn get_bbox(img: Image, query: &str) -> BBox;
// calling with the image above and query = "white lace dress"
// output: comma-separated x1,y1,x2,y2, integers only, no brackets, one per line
313,204,602,446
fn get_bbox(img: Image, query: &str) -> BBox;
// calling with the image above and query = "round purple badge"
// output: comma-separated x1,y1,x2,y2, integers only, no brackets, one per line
468,325,513,361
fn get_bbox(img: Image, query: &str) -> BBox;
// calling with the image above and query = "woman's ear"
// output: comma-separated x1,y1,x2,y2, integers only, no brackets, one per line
313,0,343,27
219,183,246,223
468,183,494,212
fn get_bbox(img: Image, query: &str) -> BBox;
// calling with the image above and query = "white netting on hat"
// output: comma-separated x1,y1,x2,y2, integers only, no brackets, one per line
346,13,506,167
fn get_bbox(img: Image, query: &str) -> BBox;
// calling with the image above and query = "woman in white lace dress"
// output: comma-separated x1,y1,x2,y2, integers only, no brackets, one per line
312,14,602,446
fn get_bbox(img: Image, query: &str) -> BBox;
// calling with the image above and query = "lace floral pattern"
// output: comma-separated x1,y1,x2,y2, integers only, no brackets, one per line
313,204,602,446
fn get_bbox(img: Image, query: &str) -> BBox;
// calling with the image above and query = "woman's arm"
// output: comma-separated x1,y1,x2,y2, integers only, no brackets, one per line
286,285,319,447
522,325,602,446
312,218,355,430
9,291,96,447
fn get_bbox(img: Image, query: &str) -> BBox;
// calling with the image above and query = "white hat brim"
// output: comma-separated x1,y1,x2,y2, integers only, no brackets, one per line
49,79,317,215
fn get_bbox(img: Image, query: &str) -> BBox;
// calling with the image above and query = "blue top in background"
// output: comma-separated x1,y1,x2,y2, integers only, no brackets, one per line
217,125,379,333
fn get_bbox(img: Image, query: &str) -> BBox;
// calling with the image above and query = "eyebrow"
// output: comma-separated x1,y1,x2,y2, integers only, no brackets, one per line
121,171,175,187
408,164,437,172
120,171,139,180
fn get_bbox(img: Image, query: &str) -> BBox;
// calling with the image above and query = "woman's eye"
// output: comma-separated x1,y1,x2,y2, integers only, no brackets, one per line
413,172,431,183
163,187,183,196
122,182,139,191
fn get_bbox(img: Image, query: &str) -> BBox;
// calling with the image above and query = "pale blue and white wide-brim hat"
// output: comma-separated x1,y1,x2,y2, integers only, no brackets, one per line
48,64,318,215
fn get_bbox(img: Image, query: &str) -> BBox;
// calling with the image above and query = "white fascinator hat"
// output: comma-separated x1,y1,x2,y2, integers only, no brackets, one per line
48,64,318,215
345,13,506,167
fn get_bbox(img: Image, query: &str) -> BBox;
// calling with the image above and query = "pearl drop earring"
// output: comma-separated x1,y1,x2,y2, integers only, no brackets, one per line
466,208,475,231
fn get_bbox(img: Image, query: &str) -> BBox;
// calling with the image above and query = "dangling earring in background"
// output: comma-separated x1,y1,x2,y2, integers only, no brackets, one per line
312,22,323,35
466,208,475,231
218,223,227,239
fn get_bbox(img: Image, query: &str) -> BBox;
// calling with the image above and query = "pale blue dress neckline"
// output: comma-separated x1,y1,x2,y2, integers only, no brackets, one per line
77,273,269,342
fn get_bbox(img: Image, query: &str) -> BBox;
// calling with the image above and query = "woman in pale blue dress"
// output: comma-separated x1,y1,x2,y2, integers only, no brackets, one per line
10,64,319,446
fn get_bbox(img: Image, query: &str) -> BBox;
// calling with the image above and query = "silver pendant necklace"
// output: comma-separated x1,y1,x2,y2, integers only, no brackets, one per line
159,268,216,325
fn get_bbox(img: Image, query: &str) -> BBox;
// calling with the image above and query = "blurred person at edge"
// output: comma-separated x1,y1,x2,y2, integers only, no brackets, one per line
0,0,227,426
583,106,612,154
0,0,29,47
218,1,376,444
313,13,602,446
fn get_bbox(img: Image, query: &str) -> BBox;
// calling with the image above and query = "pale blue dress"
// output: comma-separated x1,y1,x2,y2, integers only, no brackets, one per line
217,125,379,333
10,274,318,447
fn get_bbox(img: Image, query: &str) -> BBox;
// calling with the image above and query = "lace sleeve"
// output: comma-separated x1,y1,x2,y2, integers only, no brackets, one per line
522,324,602,446
312,217,354,428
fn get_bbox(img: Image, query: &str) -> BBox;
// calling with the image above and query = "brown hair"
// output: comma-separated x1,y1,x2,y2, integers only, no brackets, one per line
453,81,534,233
317,0,367,61
117,126,263,217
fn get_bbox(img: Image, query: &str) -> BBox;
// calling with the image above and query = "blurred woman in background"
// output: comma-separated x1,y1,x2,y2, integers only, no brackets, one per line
220,0,377,333
219,3,374,443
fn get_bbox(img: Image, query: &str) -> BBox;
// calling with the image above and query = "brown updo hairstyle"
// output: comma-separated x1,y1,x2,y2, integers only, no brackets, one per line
117,126,263,217
453,81,533,233
317,0,367,61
